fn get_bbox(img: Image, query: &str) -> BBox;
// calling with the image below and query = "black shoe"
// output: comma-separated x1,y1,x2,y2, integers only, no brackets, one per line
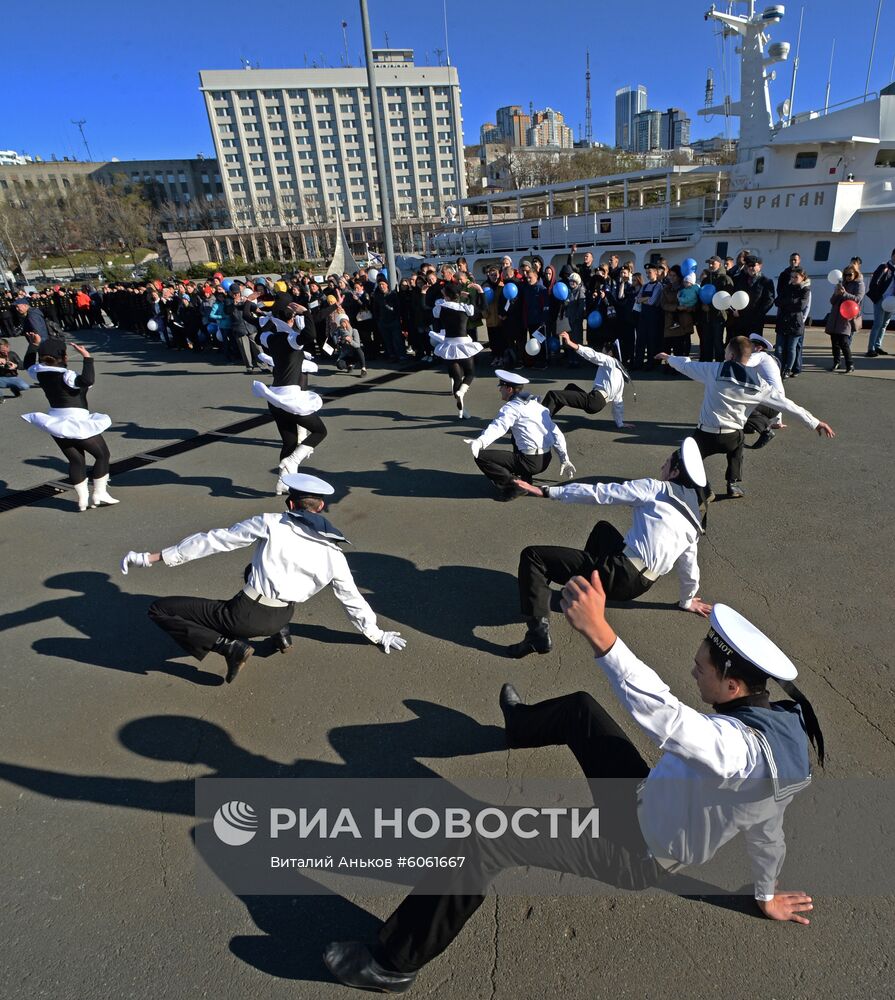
789,371,800,378
866,350,879,358
830,361,842,372
323,942,417,994
506,617,552,658
844,365,855,373
274,626,292,654
877,348,889,355
214,638,253,683
10,386,22,397
751,429,776,449
499,682,522,715
726,482,745,499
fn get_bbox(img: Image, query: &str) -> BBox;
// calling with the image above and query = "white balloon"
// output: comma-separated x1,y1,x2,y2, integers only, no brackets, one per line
367,268,379,282
729,290,750,310
827,269,843,284
883,296,895,313
524,337,541,356
711,291,732,311
146,319,158,332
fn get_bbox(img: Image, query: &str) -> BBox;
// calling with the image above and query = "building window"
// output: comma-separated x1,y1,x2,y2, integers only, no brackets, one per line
794,151,818,169
814,240,831,262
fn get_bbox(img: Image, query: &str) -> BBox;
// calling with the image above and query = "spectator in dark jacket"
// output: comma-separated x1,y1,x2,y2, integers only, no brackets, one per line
825,265,864,373
865,248,895,356
776,252,803,296
373,277,405,362
520,270,549,369
698,256,734,361
774,268,810,378
727,255,775,339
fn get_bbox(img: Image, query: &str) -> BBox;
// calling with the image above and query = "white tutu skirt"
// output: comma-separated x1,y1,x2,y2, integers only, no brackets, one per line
252,380,322,415
21,407,112,440
429,331,484,361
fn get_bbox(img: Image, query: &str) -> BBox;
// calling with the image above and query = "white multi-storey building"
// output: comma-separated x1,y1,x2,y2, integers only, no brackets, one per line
199,51,465,240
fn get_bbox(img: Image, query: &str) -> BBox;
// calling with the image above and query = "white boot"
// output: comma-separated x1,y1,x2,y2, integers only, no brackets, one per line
291,444,314,468
90,475,119,508
455,383,470,419
73,480,90,512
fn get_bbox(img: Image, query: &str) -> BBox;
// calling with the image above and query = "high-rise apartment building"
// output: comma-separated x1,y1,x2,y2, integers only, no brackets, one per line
479,122,500,145
199,50,465,230
495,105,529,147
526,108,574,149
632,109,662,152
614,85,647,150
660,108,691,149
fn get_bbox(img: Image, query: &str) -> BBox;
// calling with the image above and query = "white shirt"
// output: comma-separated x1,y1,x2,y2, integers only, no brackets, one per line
546,479,702,606
260,315,306,351
161,513,383,642
474,392,570,462
746,350,784,427
574,346,626,427
667,357,819,433
597,638,790,899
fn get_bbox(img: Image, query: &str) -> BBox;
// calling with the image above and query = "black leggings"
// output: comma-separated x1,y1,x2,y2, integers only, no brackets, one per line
447,357,475,394
52,433,110,483
268,404,327,459
830,333,852,366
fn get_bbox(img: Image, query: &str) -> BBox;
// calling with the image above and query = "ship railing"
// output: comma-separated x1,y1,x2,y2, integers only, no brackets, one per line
773,90,881,131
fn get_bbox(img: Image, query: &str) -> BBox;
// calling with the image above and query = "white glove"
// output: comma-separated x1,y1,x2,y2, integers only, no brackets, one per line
121,551,153,575
464,438,483,459
378,631,407,654
559,460,577,480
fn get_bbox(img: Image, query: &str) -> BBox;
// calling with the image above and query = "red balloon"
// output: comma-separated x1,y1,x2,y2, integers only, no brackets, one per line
839,300,860,320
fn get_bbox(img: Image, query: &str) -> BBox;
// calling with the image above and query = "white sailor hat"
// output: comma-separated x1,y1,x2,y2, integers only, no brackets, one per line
707,604,798,682
281,473,335,497
494,369,529,386
749,333,774,351
680,436,708,488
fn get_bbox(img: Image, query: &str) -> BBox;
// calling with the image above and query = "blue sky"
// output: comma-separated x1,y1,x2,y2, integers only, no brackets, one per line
6,0,893,162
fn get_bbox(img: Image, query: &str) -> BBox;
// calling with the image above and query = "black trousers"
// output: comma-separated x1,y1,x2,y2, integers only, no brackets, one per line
744,404,777,436
376,690,656,975
52,433,111,483
519,520,653,618
692,427,744,485
830,333,853,366
541,384,607,418
268,403,327,460
474,447,550,491
148,590,294,661
446,357,475,394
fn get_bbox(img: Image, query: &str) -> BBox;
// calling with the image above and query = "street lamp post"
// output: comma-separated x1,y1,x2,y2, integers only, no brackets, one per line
358,0,397,288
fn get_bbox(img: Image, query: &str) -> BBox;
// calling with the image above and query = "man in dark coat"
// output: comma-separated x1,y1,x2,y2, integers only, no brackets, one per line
727,255,775,340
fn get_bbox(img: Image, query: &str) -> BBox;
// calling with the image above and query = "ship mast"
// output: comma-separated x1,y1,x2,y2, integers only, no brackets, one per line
698,2,790,157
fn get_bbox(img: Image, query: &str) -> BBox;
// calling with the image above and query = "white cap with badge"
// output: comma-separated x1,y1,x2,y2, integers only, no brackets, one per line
680,436,708,487
749,333,774,352
707,604,798,681
494,369,529,386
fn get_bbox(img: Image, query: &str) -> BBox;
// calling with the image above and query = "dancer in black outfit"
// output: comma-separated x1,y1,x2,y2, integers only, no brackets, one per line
251,304,327,494
21,340,118,512
429,282,481,418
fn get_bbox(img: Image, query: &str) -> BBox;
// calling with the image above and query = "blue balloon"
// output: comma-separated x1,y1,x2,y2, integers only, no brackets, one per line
547,335,561,354
682,257,698,275
502,283,518,301
587,310,603,329
207,322,218,333
222,278,233,291
380,268,388,280
698,284,717,304
552,281,569,301
483,286,495,304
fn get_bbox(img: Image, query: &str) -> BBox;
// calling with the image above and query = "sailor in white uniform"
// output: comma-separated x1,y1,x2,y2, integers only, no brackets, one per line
465,369,574,502
744,333,784,450
120,473,407,685
21,339,118,512
324,583,823,994
250,303,327,494
507,437,712,657
656,334,835,499
542,333,633,429
429,282,482,418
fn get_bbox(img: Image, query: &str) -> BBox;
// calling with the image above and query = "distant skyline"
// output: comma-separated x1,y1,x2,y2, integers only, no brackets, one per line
6,0,893,163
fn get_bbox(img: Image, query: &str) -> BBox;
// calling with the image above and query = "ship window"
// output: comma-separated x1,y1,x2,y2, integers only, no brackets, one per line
874,149,895,168
794,152,818,169
754,157,764,175
814,240,831,262
599,218,612,234
715,241,728,258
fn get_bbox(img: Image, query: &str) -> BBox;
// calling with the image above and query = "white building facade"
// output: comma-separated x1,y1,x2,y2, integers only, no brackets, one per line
199,52,466,232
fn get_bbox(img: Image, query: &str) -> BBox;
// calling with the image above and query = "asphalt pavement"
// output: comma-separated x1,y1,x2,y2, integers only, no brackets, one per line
1,326,893,1000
